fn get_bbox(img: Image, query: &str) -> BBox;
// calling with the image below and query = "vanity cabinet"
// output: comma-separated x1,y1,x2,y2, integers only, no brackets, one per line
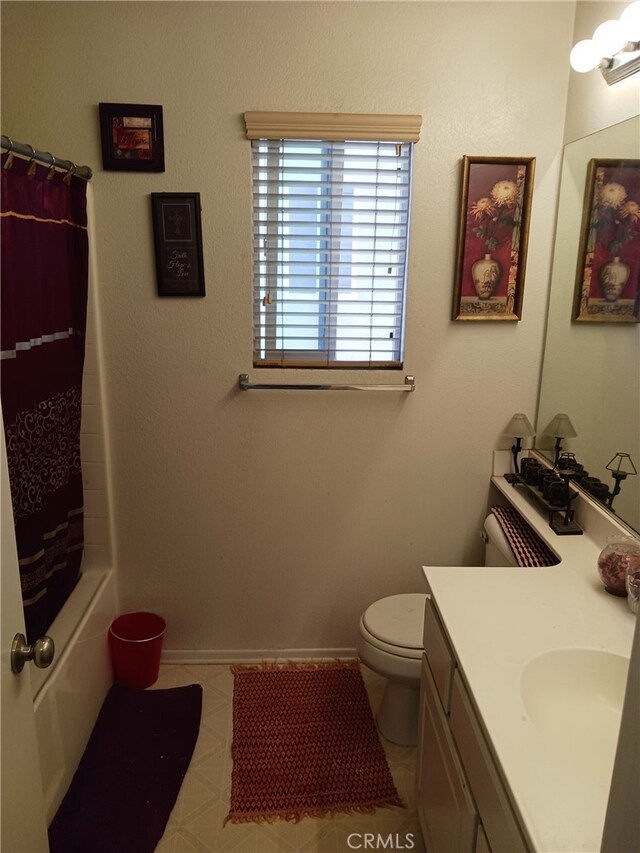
417,593,531,853
416,656,477,852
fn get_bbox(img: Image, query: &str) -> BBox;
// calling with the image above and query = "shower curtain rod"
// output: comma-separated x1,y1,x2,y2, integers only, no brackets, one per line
1,134,92,180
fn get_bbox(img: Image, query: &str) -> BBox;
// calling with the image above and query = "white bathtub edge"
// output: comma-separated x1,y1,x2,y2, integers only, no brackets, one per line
33,568,117,823
32,569,109,705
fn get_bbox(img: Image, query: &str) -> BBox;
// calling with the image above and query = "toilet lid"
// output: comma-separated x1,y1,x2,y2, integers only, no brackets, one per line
362,594,427,650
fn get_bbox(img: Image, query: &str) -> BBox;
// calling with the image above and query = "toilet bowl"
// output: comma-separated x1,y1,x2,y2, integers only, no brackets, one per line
357,520,515,746
357,593,427,746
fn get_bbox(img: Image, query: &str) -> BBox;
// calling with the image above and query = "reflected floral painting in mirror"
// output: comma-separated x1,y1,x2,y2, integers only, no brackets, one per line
573,159,640,323
453,156,535,321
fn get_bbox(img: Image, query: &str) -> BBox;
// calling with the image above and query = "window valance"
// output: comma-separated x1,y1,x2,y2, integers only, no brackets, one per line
244,111,422,143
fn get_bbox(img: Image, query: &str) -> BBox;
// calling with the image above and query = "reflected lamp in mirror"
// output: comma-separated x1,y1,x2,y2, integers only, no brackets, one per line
606,452,638,508
546,413,577,466
556,451,578,471
503,413,536,483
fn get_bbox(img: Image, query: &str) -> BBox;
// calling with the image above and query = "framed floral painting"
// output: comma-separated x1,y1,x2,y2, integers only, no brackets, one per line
573,159,640,323
452,156,535,321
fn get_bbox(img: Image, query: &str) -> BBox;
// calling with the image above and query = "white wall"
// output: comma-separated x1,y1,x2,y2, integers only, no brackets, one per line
1,1,575,654
81,187,116,572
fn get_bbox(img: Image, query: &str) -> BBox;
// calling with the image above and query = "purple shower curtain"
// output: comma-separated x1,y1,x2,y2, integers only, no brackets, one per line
1,152,89,641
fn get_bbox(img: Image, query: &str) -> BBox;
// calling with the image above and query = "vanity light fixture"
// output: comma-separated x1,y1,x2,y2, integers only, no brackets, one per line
569,1,640,85
546,413,577,467
605,452,638,508
503,413,536,484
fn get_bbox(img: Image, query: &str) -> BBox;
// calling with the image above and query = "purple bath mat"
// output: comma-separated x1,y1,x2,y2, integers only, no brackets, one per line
48,682,202,853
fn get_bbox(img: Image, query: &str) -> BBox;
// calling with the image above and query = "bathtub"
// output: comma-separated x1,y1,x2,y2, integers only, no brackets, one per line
32,568,117,823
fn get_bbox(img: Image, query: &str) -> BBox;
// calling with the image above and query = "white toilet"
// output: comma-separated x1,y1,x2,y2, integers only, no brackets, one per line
357,593,427,746
358,516,517,747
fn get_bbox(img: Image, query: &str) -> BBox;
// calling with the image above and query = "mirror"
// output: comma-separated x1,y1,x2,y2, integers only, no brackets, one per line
536,115,640,534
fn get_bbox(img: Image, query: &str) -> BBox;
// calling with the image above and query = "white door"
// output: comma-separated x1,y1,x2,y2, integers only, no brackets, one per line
1,428,49,852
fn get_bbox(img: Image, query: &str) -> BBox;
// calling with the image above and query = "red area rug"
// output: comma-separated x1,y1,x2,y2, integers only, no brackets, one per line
226,660,403,824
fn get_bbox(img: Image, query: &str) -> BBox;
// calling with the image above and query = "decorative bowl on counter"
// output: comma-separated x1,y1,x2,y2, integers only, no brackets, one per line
597,536,640,596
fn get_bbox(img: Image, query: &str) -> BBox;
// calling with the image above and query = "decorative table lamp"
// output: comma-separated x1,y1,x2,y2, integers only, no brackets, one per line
546,413,577,466
606,453,637,509
504,413,536,484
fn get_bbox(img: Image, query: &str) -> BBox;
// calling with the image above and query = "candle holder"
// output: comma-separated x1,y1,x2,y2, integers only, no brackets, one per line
512,460,583,535
549,463,583,535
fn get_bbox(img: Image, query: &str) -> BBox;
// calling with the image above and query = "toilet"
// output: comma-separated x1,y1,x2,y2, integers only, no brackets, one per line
358,516,517,747
357,593,427,746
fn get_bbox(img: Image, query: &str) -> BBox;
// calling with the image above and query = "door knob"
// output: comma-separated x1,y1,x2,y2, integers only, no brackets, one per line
11,633,55,674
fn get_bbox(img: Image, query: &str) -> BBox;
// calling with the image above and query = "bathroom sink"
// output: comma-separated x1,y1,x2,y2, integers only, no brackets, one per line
520,648,629,781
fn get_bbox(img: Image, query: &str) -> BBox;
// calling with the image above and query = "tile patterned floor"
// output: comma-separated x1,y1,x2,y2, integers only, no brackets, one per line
153,663,424,853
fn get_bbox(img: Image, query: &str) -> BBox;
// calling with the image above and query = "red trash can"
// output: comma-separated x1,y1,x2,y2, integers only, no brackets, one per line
109,612,166,688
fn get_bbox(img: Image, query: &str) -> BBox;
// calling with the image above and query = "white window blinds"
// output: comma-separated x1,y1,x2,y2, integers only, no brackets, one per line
248,118,419,368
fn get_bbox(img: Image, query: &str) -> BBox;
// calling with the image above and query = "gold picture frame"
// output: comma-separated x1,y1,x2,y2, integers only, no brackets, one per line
572,158,640,323
452,155,535,321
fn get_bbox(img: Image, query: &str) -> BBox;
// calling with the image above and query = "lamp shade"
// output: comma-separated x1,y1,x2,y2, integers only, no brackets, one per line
606,453,638,476
547,413,577,438
504,413,536,439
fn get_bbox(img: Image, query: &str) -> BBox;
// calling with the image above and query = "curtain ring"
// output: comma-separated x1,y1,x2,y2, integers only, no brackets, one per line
46,154,57,181
63,162,76,187
3,136,15,170
26,144,37,176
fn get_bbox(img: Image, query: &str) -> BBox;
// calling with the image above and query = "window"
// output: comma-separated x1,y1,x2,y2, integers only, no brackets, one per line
245,112,421,368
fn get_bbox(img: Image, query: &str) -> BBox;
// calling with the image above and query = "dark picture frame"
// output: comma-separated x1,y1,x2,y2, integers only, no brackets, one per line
573,158,640,324
452,155,535,321
150,193,206,297
99,103,165,172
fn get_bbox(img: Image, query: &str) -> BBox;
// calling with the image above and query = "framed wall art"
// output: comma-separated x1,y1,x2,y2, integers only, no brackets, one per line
452,156,535,321
573,158,640,323
99,102,165,172
150,193,205,297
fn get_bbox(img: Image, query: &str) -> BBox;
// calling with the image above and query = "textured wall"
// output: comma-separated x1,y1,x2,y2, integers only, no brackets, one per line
80,188,115,571
1,2,575,654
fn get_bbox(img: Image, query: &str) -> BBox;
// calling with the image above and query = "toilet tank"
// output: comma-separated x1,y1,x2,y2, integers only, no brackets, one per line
483,513,517,566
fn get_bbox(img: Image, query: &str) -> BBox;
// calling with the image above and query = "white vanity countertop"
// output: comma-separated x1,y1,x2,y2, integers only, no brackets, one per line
422,474,637,853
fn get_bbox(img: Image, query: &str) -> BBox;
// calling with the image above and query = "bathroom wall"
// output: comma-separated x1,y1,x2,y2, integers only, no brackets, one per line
1,1,575,655
81,188,115,572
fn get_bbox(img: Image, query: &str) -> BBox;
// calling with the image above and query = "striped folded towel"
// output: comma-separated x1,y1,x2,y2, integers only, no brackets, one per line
490,505,560,567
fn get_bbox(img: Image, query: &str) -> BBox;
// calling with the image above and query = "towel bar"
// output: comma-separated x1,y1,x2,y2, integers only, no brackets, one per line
238,374,415,392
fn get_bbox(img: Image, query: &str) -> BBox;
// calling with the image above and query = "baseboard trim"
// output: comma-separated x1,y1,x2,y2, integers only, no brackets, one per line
161,647,358,665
